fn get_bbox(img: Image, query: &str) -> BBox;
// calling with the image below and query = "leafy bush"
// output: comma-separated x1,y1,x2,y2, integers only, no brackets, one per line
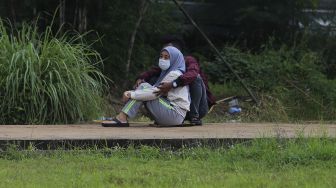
0,20,107,124
203,39,336,120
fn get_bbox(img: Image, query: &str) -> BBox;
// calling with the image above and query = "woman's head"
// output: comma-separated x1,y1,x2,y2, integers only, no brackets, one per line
160,50,170,60
159,50,170,70
158,46,185,73
154,46,185,86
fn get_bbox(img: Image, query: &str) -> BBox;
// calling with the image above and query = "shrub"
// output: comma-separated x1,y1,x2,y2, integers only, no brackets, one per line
203,39,336,120
0,20,107,124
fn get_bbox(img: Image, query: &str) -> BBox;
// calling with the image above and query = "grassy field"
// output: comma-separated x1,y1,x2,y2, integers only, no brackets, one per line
1,139,336,187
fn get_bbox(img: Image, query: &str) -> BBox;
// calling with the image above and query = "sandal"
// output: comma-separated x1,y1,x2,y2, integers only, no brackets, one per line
190,117,202,126
101,117,129,127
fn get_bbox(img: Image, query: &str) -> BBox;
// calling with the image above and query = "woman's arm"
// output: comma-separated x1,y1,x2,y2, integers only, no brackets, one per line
125,71,182,101
127,86,159,101
160,70,182,83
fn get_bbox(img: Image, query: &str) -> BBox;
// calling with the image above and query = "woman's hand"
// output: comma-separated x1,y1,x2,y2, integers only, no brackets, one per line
154,82,173,96
122,91,131,103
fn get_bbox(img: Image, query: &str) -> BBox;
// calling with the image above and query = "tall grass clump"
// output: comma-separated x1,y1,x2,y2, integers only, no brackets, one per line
0,20,107,124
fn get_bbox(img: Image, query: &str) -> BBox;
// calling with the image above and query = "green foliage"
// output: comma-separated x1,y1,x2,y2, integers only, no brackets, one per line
205,40,322,89
204,38,336,120
307,34,336,79
208,82,246,98
0,20,107,124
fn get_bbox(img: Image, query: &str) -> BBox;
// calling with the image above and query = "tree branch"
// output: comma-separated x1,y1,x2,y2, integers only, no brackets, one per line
124,0,149,87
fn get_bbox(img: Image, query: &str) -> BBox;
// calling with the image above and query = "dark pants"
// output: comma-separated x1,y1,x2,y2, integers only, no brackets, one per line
187,75,209,120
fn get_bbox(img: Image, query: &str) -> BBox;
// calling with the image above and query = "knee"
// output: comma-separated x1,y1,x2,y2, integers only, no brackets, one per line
138,82,152,90
190,76,203,90
195,75,202,82
191,75,203,85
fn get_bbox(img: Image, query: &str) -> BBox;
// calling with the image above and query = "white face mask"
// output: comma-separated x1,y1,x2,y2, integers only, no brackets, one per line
158,58,170,70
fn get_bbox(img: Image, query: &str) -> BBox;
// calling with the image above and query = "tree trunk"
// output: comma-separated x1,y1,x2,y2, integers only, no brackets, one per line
124,0,149,87
73,0,79,29
59,0,66,32
78,0,88,33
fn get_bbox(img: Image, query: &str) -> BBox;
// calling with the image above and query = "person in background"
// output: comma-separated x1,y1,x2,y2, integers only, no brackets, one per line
135,35,216,125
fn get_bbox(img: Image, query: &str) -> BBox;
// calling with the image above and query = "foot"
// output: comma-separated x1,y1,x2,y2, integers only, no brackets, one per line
190,117,202,126
102,117,129,127
148,121,159,127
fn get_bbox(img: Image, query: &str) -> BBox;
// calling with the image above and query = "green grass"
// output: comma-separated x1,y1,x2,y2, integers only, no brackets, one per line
208,82,247,99
1,139,336,187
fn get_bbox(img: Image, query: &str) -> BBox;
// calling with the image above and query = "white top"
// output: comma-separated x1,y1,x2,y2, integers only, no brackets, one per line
128,70,190,117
